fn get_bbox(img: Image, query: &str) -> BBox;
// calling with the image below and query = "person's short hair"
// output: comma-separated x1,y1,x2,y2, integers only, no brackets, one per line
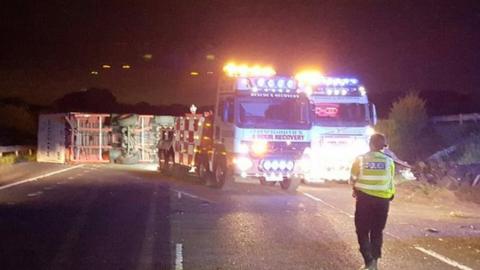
369,133,387,150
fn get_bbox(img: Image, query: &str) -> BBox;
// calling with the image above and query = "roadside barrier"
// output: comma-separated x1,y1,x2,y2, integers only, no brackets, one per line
0,145,36,164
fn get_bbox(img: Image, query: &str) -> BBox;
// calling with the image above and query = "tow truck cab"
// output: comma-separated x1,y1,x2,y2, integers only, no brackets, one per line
209,71,311,190
302,77,377,182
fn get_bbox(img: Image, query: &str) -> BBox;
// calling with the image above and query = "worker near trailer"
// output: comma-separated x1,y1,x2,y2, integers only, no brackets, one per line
350,133,395,270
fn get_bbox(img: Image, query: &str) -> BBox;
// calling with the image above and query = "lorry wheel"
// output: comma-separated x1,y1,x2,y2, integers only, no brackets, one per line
259,177,276,186
197,160,210,184
159,151,174,176
280,177,301,192
213,162,231,189
117,114,138,127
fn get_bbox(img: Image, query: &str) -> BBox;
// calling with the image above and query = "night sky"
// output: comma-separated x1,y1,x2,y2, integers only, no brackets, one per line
1,1,479,108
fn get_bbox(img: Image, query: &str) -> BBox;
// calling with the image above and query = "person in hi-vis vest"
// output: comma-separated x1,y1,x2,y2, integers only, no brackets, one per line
350,133,395,270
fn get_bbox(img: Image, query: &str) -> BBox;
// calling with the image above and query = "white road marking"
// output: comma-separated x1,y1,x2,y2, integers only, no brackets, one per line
303,192,354,218
0,165,84,191
414,246,473,270
175,243,183,270
27,191,43,197
303,191,475,269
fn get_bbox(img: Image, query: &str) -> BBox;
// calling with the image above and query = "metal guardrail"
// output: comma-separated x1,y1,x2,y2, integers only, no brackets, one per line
432,113,480,124
0,145,35,158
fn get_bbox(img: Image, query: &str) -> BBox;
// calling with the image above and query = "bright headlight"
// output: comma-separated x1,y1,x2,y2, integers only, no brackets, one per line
271,160,279,170
238,143,249,154
252,140,268,155
267,79,276,88
299,157,311,172
287,79,296,89
235,157,253,171
366,126,375,136
286,161,294,170
263,160,272,170
256,78,266,88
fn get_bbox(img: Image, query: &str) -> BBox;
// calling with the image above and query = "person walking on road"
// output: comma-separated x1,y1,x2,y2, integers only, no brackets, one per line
350,133,395,270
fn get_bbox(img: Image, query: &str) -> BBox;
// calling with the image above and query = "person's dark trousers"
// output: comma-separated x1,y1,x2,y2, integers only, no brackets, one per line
354,190,390,266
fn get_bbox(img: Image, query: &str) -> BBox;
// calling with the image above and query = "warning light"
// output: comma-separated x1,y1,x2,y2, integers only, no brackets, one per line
295,70,324,86
223,62,276,77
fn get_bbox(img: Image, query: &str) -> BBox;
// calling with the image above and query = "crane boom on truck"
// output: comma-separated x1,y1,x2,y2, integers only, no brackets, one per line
296,71,377,183
158,63,311,191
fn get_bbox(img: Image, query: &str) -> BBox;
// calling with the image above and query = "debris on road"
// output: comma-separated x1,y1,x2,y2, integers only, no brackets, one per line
426,228,440,233
449,211,478,219
460,225,478,231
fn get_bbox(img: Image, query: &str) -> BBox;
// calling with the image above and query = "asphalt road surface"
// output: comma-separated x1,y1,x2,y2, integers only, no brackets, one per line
0,163,479,270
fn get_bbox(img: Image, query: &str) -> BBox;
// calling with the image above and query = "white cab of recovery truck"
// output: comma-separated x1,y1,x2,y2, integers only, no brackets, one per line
298,75,377,183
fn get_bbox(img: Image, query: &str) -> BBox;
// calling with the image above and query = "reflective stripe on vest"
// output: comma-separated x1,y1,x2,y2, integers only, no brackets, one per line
354,152,395,199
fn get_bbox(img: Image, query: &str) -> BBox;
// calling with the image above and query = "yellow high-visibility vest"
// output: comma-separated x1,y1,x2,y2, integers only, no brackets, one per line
351,151,395,199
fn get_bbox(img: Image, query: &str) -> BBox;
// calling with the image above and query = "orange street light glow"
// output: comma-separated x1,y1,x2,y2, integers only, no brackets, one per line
102,64,111,69
190,71,199,76
122,64,131,69
223,62,276,77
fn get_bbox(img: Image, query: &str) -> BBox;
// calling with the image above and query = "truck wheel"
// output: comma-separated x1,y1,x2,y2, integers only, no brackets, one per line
280,177,301,192
159,151,174,176
197,160,210,184
213,162,231,189
117,114,138,127
259,177,276,186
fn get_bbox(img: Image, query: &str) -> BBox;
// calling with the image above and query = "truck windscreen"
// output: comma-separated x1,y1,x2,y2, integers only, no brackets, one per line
237,97,310,129
313,103,368,126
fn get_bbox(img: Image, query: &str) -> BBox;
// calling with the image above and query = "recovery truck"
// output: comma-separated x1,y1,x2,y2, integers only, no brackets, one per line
158,63,311,191
295,71,377,182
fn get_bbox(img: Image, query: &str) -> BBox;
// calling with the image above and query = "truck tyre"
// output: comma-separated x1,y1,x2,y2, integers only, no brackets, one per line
197,160,210,184
117,114,138,127
212,161,231,189
280,177,301,192
159,151,174,176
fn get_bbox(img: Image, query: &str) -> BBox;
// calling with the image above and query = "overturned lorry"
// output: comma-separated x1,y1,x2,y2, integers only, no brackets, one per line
37,112,174,164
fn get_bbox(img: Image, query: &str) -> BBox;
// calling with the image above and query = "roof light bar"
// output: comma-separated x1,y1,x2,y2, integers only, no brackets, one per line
236,76,301,94
223,62,276,77
295,70,359,86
